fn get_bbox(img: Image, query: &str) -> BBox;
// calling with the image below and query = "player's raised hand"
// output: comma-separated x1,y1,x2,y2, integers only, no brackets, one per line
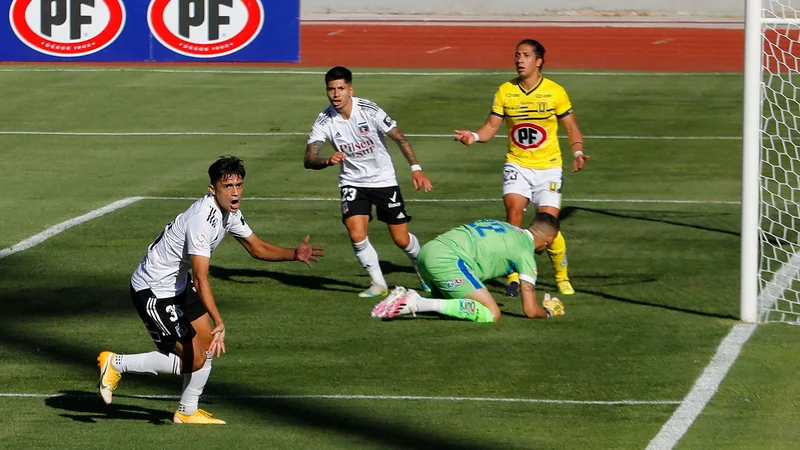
412,171,433,192
294,235,325,268
327,151,346,165
209,323,226,358
572,152,590,173
453,129,477,146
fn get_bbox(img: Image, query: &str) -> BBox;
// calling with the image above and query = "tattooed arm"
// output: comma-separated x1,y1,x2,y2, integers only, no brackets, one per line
386,127,419,166
304,140,344,170
386,127,432,192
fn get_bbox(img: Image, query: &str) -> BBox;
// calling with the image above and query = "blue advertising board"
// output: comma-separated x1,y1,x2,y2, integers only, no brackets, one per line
1,0,299,62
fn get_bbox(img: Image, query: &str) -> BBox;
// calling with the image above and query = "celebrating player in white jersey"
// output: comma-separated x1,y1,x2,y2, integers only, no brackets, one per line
97,155,324,424
304,66,433,298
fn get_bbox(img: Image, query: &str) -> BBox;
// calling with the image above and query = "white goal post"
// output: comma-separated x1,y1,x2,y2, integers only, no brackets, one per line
742,0,800,324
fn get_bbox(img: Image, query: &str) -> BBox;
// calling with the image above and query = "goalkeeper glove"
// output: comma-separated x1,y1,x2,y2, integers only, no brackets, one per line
542,293,565,318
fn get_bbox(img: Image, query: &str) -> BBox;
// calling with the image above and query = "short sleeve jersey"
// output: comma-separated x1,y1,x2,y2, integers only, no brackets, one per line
491,76,573,170
307,96,399,188
434,219,538,285
130,194,253,298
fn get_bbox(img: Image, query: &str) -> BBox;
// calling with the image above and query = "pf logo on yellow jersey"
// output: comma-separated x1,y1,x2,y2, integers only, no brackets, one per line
511,123,547,150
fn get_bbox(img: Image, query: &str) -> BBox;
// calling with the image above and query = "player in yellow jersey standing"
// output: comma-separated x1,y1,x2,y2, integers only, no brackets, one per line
454,39,589,297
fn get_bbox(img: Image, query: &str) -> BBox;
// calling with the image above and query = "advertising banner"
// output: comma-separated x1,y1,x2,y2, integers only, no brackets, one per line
1,0,299,62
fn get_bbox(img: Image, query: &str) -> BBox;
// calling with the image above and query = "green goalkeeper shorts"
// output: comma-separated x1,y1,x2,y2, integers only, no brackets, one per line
417,239,484,299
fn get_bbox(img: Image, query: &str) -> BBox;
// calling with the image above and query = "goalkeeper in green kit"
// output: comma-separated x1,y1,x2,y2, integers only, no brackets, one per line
371,213,565,323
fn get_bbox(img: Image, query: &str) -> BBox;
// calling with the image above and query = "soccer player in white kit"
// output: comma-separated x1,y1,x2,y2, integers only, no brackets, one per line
304,66,433,298
96,156,324,424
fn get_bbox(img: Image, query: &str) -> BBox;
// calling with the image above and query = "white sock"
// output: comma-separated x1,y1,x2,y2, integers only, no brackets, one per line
178,354,212,416
403,233,421,260
352,237,386,287
414,296,446,314
113,352,181,375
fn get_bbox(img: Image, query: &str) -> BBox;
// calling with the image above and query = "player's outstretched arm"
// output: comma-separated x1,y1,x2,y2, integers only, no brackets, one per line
520,281,563,319
559,113,590,173
386,127,432,192
304,140,345,170
190,254,226,357
236,233,324,267
454,114,504,146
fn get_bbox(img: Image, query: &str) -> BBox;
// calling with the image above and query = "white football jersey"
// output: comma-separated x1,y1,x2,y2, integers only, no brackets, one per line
308,96,399,188
130,194,253,298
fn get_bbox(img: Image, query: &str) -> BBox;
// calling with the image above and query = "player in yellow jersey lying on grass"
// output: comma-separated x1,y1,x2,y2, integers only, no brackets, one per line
370,213,564,323
454,39,590,298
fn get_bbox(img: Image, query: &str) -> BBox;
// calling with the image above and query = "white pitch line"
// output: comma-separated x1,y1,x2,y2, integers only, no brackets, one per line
0,392,679,405
0,67,740,76
0,197,143,260
646,324,757,450
145,196,740,205
426,46,452,54
648,249,800,448
0,130,741,140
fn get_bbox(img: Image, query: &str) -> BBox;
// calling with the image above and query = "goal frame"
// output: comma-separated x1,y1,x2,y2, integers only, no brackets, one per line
740,0,761,323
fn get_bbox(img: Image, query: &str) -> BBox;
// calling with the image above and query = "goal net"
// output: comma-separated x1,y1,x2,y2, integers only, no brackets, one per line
749,0,800,323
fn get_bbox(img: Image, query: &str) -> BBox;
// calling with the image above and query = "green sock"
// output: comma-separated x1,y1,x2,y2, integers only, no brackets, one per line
441,299,495,323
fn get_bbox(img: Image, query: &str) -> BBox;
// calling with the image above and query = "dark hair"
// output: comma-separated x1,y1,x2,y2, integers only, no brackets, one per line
325,66,353,85
517,39,546,70
208,155,245,184
529,212,560,236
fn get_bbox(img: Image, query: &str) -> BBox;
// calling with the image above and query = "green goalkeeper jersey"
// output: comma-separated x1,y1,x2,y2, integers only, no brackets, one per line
434,219,538,285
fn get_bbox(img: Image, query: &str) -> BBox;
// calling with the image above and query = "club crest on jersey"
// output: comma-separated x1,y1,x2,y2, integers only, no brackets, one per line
342,202,349,214
9,0,126,57
147,0,264,58
511,123,547,150
358,124,370,135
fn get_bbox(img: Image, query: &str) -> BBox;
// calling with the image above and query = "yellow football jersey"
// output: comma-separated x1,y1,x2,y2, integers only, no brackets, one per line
491,76,573,169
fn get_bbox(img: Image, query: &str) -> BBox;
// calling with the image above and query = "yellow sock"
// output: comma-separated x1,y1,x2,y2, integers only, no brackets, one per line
548,231,569,282
507,272,520,285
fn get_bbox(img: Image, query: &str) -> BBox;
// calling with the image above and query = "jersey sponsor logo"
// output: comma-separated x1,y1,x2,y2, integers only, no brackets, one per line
396,212,405,219
147,0,264,58
383,115,393,127
339,137,376,158
387,202,401,208
511,123,547,150
9,0,126,57
444,278,463,290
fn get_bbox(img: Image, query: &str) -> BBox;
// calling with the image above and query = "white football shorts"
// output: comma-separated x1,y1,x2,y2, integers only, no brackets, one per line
501,162,563,209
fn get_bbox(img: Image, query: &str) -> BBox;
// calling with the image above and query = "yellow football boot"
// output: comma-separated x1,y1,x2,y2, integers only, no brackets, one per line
173,409,226,424
97,351,121,405
556,279,575,295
